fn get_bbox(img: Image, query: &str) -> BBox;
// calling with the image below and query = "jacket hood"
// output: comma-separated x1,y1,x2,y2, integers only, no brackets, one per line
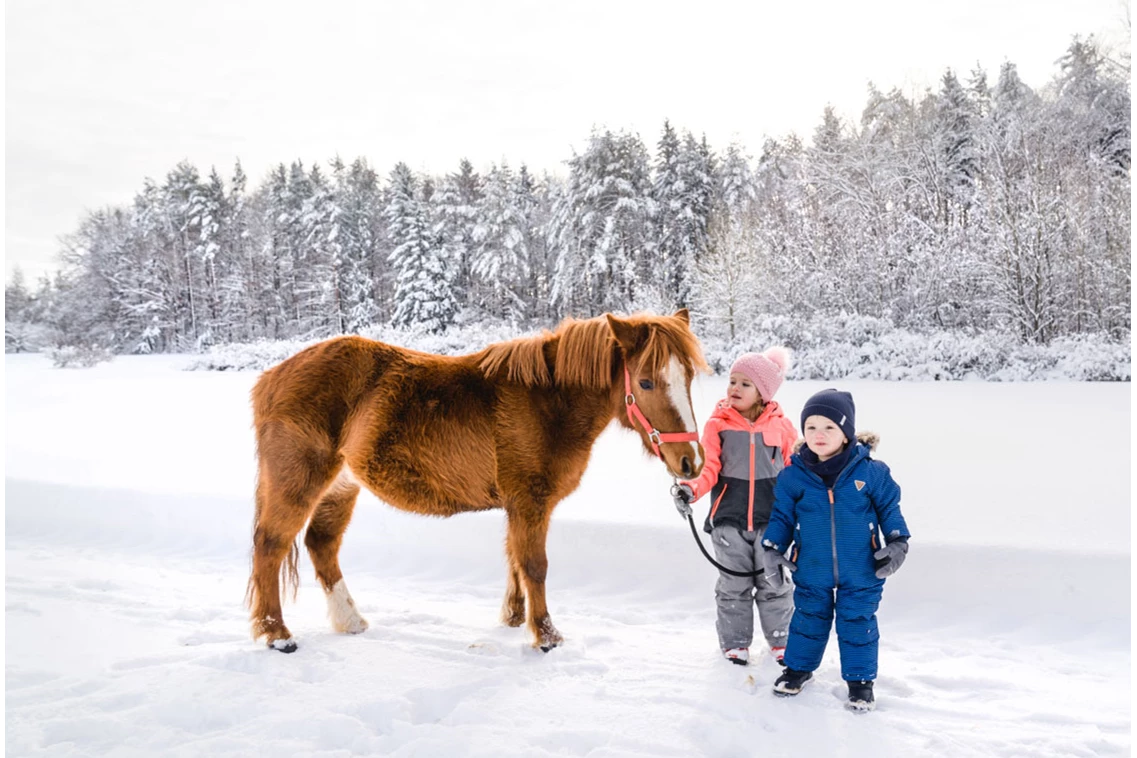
710,398,787,427
792,431,879,455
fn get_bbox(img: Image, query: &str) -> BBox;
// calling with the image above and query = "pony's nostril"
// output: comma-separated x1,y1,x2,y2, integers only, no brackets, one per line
681,456,693,477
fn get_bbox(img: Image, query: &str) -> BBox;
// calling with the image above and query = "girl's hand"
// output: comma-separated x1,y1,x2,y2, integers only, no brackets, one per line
671,483,694,518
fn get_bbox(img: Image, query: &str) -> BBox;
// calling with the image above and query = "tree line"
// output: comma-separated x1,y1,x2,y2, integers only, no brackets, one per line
5,37,1129,354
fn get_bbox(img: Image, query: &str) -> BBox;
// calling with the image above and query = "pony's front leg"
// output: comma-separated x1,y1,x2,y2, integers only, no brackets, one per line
505,509,562,651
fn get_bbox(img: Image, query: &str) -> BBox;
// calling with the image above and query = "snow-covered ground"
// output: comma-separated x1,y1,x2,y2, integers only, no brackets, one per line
5,353,1131,757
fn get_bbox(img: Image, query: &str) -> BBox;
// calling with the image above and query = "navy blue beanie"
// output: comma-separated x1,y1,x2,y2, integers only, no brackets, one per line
800,389,856,443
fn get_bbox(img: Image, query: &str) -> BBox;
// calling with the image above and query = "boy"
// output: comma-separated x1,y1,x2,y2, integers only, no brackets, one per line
760,389,910,711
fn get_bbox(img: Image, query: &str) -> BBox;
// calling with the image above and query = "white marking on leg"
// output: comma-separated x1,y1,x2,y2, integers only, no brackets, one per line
667,356,702,468
327,579,369,634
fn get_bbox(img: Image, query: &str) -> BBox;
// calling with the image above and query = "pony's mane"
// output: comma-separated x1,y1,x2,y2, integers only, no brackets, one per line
477,313,708,390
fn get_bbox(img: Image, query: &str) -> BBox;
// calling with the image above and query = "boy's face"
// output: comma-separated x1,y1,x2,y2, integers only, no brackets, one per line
803,415,847,461
727,372,761,414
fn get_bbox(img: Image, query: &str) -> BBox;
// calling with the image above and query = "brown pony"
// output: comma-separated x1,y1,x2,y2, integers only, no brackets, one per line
246,309,707,652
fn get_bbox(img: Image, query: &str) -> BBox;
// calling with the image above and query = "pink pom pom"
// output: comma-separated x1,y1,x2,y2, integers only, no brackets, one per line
763,346,792,375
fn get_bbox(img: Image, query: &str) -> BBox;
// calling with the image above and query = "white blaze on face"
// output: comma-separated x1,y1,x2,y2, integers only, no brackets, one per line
666,356,702,469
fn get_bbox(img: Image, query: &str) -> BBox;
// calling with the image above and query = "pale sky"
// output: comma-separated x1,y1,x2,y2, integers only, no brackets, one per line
4,0,1130,283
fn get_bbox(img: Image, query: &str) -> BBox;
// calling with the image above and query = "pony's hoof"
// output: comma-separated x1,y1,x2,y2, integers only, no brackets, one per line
269,638,298,653
533,616,563,651
334,615,369,634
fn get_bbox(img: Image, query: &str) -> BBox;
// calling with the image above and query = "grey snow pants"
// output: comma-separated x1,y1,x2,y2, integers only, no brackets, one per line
711,524,794,651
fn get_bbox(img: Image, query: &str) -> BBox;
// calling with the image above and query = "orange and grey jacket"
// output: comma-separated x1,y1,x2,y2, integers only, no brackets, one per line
681,399,798,534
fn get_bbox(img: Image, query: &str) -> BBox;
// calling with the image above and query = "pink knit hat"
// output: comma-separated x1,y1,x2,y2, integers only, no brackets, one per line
729,347,792,402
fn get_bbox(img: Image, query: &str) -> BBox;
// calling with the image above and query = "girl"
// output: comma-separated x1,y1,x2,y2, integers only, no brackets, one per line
672,348,798,666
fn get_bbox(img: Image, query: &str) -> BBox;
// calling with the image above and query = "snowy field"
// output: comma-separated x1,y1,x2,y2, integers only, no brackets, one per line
4,353,1131,757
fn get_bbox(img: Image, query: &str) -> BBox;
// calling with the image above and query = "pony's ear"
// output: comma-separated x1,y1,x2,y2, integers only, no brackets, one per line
672,308,690,325
606,314,647,354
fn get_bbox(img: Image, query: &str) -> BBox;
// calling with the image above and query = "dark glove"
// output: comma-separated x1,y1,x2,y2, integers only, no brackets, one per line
874,535,909,578
671,483,694,518
760,542,797,588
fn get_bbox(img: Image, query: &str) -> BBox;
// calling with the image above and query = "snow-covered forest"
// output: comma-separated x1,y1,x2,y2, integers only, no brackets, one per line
5,38,1130,378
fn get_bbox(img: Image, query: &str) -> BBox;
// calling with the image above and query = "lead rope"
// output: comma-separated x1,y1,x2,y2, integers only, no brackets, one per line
670,480,765,578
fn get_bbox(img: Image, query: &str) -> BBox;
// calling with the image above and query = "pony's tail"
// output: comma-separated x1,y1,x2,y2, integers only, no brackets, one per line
244,477,265,611
282,542,300,602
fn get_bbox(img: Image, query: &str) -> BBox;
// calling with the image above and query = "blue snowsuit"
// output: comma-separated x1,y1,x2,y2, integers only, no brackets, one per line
763,440,909,681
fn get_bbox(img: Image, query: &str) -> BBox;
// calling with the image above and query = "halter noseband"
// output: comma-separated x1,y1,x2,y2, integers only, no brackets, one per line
623,366,699,458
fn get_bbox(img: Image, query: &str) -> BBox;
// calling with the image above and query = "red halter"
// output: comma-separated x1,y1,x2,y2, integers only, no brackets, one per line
623,366,699,458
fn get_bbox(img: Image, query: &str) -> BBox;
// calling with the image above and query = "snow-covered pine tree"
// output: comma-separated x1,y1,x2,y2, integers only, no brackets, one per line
1056,36,1131,174
431,158,482,313
968,65,992,121
747,136,811,320
161,162,208,349
983,61,1064,342
330,157,381,333
195,168,228,347
802,106,860,314
717,142,756,222
514,164,552,325
121,179,176,352
53,208,129,349
856,82,946,328
217,160,252,343
471,161,530,324
549,129,653,317
386,162,456,332
695,203,762,342
297,162,342,338
669,132,717,308
257,164,293,340
4,268,39,352
934,69,980,223
283,161,318,337
692,139,754,338
649,120,682,307
1052,36,1132,336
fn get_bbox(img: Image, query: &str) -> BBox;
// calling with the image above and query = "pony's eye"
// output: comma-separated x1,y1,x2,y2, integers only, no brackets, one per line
639,379,654,391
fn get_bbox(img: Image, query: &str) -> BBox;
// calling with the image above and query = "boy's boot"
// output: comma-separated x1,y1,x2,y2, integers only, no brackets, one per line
846,680,875,712
770,646,786,666
773,667,812,696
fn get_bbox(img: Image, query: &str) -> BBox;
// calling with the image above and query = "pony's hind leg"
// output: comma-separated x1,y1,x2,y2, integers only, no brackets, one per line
247,423,339,653
248,480,312,652
305,469,369,634
501,561,526,627
505,507,563,650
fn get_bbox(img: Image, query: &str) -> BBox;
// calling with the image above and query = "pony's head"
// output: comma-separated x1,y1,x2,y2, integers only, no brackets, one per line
606,309,708,479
